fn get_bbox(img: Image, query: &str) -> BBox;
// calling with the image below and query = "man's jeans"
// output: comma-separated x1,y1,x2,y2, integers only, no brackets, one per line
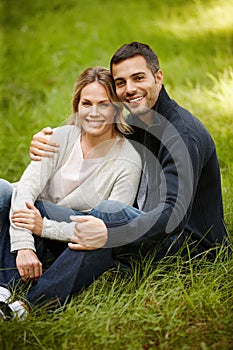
0,179,141,308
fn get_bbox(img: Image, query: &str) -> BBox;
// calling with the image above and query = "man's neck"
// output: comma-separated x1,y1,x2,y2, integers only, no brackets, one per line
138,109,155,126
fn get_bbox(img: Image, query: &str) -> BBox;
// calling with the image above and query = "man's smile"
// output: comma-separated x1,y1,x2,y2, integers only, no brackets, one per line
126,96,144,104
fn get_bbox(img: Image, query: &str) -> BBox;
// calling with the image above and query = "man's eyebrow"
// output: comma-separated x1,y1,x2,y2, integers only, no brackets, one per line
114,77,125,82
131,72,146,77
114,72,146,82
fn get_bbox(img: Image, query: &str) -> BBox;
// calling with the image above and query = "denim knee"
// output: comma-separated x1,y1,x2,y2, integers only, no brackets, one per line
94,200,130,214
0,179,13,208
0,179,13,229
89,200,142,225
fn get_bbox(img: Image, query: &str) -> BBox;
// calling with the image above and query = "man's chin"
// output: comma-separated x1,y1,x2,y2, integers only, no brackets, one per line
126,103,151,116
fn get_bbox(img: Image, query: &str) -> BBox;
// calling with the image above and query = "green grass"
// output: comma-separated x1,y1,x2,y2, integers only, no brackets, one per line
0,0,233,349
1,253,232,350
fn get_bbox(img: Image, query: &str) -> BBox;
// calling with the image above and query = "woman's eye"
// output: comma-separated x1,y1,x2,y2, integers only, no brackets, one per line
100,103,110,108
82,102,90,107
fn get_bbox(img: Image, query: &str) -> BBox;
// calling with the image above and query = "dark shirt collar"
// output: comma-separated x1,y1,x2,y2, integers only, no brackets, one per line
154,85,174,119
127,85,171,129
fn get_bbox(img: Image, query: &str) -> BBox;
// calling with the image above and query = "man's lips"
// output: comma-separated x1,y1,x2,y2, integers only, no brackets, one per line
126,96,144,104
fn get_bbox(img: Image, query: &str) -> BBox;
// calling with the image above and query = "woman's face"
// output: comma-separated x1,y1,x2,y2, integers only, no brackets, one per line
78,82,116,138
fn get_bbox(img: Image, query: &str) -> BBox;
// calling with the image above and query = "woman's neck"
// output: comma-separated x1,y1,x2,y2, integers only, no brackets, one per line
81,131,119,159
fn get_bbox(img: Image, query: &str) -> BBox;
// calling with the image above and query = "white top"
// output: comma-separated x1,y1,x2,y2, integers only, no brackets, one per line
41,135,104,204
10,125,142,252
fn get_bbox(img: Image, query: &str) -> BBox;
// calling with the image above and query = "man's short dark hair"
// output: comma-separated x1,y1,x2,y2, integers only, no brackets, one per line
110,42,160,75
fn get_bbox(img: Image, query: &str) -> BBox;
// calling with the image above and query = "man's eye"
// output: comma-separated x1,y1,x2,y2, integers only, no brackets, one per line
116,81,125,87
135,76,144,81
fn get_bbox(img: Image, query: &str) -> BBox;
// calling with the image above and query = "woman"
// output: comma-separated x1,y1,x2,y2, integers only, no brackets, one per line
0,67,141,319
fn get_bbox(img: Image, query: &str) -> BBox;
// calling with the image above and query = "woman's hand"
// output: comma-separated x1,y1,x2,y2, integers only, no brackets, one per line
11,201,43,236
30,127,59,161
16,249,42,282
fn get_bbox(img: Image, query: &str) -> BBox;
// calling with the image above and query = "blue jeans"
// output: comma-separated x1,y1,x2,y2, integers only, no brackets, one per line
35,199,142,226
0,220,116,308
0,179,141,309
0,179,13,230
0,179,197,309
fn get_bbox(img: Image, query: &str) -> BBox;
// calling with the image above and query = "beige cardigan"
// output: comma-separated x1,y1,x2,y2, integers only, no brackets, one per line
10,125,142,252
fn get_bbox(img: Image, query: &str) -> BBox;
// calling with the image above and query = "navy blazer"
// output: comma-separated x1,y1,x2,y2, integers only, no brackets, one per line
106,86,231,257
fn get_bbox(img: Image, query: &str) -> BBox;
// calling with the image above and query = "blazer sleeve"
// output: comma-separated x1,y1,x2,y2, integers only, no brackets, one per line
103,131,202,248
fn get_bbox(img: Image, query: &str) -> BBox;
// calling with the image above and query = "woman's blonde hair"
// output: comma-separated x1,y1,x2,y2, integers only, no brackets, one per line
69,66,132,135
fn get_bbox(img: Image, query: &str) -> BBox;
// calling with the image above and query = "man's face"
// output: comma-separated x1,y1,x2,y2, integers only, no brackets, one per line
112,55,163,118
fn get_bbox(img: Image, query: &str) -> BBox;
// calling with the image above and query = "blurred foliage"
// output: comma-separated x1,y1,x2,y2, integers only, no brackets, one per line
1,0,232,223
0,1,233,349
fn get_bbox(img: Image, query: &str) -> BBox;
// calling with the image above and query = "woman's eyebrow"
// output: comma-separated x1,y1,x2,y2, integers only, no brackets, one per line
81,98,110,103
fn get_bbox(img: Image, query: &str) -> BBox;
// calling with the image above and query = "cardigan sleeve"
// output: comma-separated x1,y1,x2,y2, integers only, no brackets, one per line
10,158,58,252
10,126,79,252
106,155,142,205
41,218,76,241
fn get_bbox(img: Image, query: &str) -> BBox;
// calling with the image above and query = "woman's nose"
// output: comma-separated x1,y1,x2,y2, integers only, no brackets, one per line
89,105,99,117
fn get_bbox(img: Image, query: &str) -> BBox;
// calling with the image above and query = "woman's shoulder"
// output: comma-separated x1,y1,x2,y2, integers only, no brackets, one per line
116,137,142,164
120,136,139,152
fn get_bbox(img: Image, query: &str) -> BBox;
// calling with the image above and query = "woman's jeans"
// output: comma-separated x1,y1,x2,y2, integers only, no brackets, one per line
0,179,142,308
0,179,13,230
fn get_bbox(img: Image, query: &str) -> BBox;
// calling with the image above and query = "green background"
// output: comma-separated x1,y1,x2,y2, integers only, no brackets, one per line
0,1,232,349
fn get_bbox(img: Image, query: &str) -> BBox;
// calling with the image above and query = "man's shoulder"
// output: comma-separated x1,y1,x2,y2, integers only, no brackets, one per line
53,124,79,134
157,86,207,134
51,125,80,141
158,97,211,140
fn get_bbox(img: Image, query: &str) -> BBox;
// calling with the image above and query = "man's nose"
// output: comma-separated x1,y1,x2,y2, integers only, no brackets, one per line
125,80,137,95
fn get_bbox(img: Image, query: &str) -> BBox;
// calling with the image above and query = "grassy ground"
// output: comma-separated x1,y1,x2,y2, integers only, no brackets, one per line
0,0,233,349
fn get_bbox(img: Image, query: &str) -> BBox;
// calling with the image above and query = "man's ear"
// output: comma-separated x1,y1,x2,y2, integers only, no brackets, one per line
155,69,163,84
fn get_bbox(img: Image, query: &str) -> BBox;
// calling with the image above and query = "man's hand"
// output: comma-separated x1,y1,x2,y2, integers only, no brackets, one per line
68,216,108,251
16,249,42,282
30,127,59,161
11,201,43,236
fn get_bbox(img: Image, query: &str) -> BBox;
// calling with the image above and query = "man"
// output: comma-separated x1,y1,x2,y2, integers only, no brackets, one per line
30,42,230,257
0,42,231,317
